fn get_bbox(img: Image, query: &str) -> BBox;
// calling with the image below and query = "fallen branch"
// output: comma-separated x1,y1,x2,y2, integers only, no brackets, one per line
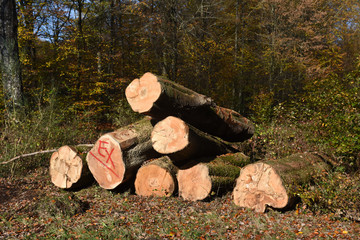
1,144,94,165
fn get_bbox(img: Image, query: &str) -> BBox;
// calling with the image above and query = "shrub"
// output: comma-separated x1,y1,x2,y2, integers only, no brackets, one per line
298,169,360,221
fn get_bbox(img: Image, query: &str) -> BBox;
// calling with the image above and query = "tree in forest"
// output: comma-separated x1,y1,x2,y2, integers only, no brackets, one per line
0,0,24,115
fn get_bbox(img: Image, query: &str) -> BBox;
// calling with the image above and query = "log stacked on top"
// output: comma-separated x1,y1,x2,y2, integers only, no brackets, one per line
125,72,254,200
125,72,254,142
49,72,331,213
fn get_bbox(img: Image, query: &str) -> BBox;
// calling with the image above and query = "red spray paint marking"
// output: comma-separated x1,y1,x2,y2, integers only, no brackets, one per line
98,140,108,158
89,151,120,179
89,140,120,179
96,140,115,169
105,148,115,169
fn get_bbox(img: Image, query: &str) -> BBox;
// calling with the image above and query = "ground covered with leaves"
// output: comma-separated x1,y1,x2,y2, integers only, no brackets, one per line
0,167,358,239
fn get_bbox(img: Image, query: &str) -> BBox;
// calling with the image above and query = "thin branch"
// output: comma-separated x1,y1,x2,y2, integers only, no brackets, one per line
1,144,94,165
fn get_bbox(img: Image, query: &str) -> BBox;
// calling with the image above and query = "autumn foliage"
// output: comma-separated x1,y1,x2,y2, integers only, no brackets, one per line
0,1,360,237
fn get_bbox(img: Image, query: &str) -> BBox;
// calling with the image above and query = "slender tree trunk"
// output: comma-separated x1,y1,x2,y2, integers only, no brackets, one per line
170,0,178,81
108,0,122,76
75,0,85,91
0,0,24,114
232,0,245,113
19,0,36,65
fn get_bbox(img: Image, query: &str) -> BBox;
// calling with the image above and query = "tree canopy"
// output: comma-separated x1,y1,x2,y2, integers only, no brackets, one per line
1,0,359,160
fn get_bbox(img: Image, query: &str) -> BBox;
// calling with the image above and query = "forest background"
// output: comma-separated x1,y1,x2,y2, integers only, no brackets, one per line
0,0,360,219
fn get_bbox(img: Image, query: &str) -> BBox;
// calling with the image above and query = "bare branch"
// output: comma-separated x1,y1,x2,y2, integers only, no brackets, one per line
1,144,94,165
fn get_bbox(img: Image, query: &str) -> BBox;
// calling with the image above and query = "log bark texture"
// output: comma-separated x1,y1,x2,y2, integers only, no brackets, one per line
151,116,237,164
125,72,254,142
233,152,332,213
86,118,160,189
177,152,250,201
49,145,93,189
135,156,178,197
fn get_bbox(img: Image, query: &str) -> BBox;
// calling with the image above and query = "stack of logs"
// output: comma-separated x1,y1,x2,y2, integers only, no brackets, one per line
49,72,332,213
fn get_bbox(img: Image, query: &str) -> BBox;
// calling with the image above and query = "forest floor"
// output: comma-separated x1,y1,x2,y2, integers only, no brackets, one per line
0,167,359,239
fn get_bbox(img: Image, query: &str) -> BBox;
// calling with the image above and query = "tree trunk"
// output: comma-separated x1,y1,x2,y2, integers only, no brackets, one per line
134,156,178,197
233,152,332,213
75,0,85,91
125,72,254,142
18,0,36,64
177,152,250,201
86,118,160,189
0,0,24,114
151,116,237,164
49,145,94,189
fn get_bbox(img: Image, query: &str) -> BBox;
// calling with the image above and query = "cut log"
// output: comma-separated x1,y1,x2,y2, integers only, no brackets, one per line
86,118,160,189
151,116,237,164
125,72,254,142
135,156,178,197
49,145,94,189
177,152,250,201
233,152,332,213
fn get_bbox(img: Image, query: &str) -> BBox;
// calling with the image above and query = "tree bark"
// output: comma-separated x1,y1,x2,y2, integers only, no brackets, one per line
233,152,332,213
134,156,178,197
151,116,237,164
49,145,94,189
86,118,160,189
125,72,254,142
0,0,24,114
177,152,250,201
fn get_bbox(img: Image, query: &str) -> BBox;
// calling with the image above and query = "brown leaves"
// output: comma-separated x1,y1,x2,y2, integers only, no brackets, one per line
1,168,360,239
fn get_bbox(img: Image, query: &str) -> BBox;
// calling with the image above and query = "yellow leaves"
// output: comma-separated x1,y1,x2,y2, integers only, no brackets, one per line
89,82,106,96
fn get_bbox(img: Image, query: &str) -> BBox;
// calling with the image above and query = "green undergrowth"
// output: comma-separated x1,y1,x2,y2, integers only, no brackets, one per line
0,106,100,177
237,117,359,219
298,169,360,221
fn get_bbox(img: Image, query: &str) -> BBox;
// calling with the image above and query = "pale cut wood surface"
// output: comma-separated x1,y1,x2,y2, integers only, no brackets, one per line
151,116,237,164
233,152,332,212
49,145,92,189
135,156,178,197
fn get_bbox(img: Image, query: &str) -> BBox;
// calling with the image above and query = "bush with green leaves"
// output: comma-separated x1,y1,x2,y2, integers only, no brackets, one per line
253,70,360,169
297,169,360,221
297,72,360,168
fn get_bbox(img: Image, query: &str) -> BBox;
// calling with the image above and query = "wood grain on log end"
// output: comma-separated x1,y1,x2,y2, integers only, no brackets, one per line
151,116,189,154
233,162,288,213
135,163,176,197
125,73,161,113
49,145,83,189
177,163,212,201
86,134,125,190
